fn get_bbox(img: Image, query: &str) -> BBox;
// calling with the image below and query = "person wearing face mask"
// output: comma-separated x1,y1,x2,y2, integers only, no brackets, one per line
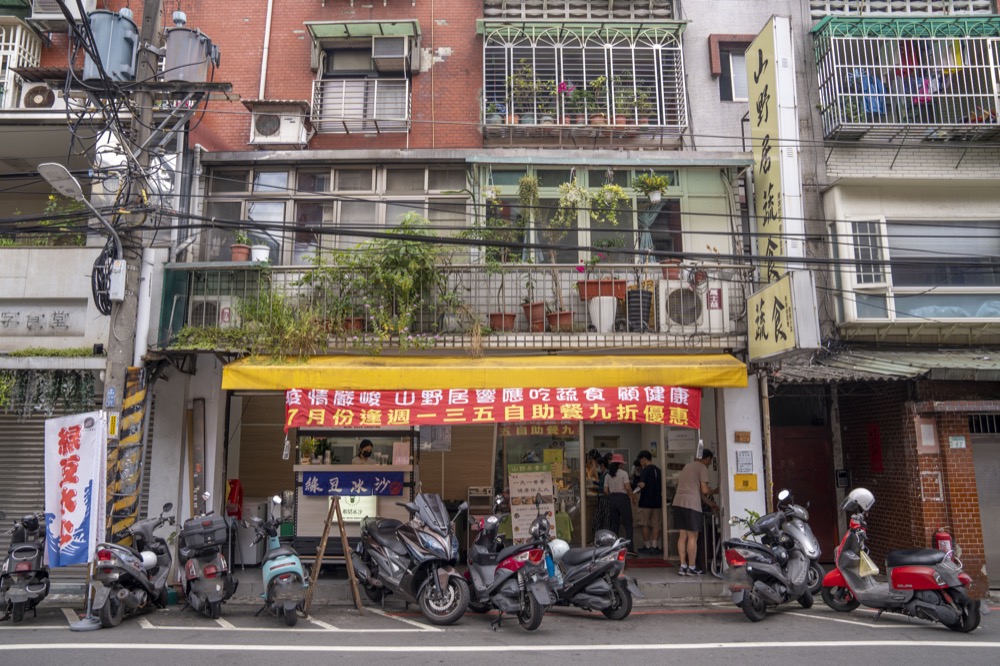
352,439,375,465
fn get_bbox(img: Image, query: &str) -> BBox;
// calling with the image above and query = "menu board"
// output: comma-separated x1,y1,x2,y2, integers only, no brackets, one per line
507,463,556,544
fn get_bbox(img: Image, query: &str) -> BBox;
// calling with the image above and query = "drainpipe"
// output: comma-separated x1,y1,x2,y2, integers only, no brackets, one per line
259,0,275,99
133,247,154,366
759,371,774,513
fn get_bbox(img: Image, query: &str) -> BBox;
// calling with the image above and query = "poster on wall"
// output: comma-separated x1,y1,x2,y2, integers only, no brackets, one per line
420,425,452,452
44,411,107,567
507,463,555,544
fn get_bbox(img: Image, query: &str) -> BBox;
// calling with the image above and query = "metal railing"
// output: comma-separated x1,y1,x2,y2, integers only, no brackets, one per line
160,261,751,353
815,32,1000,141
311,78,410,134
0,17,42,110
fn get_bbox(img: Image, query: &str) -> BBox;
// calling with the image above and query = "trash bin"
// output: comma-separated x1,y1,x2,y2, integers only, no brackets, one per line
233,500,267,566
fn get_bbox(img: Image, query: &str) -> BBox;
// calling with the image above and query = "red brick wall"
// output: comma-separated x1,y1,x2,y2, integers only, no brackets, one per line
36,1,484,152
839,380,996,597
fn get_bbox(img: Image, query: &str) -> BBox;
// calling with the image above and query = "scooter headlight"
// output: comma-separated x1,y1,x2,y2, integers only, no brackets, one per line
418,532,447,559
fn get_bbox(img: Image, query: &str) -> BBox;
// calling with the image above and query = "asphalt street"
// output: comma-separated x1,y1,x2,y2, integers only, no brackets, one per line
3,600,999,665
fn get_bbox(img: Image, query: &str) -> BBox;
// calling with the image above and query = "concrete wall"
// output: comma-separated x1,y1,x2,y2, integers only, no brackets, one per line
0,247,109,351
717,378,766,540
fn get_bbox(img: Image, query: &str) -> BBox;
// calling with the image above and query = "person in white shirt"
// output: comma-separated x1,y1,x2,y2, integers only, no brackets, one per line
603,453,635,550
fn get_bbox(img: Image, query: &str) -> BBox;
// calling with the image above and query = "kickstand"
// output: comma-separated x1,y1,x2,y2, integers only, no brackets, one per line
872,609,884,623
490,611,504,631
0,613,9,622
252,604,267,617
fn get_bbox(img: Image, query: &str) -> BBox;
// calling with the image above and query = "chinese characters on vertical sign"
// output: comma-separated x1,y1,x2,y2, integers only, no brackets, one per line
746,17,804,285
284,386,703,431
748,274,796,361
44,412,107,567
747,22,784,283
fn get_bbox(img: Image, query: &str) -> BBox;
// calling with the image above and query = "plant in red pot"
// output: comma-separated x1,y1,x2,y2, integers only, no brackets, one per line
230,230,251,262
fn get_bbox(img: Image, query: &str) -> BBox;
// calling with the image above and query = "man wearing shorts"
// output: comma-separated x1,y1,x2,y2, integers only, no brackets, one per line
633,450,662,555
672,450,717,575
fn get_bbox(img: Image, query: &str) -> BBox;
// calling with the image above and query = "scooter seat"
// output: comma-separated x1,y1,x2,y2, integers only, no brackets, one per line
264,546,298,562
885,548,946,568
561,547,600,566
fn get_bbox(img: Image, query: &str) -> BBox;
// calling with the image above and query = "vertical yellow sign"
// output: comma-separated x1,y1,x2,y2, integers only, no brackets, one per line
748,273,796,361
747,19,784,283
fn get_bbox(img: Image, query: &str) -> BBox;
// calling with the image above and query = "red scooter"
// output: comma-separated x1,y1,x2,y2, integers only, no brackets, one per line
821,488,986,632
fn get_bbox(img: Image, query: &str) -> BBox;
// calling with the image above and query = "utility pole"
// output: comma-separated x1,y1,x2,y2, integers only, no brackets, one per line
102,0,163,539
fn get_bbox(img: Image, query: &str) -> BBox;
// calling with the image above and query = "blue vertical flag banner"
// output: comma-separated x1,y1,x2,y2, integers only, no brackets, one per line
44,411,107,567
301,472,405,496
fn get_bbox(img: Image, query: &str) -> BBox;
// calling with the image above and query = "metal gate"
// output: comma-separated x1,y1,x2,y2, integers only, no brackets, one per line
0,401,155,591
972,434,1000,589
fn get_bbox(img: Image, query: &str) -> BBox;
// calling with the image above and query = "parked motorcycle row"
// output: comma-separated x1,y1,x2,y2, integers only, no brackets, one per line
354,492,641,630
2,486,988,634
723,487,988,633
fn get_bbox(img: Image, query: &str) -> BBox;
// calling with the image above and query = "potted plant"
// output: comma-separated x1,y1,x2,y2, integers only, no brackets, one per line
613,75,634,125
575,251,628,301
508,60,537,124
634,87,653,125
545,301,574,333
586,76,608,125
536,79,557,125
299,437,316,465
556,81,577,124
590,183,630,227
538,178,586,330
485,100,504,125
521,272,545,332
566,83,592,125
231,230,251,262
250,239,271,263
632,172,670,204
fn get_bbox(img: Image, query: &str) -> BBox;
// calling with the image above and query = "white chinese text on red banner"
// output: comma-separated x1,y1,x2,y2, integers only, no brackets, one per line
44,411,107,567
284,386,702,431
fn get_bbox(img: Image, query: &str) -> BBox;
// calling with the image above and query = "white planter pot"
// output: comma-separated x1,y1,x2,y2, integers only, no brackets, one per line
648,190,662,204
250,245,270,262
587,296,617,333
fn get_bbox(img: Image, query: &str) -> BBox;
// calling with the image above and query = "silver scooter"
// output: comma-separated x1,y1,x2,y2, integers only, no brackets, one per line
777,493,824,594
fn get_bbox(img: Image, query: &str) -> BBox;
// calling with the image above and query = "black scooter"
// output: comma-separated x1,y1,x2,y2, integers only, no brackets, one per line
177,493,238,618
540,520,642,620
724,490,812,622
352,493,471,626
463,495,555,631
92,503,175,628
0,511,49,623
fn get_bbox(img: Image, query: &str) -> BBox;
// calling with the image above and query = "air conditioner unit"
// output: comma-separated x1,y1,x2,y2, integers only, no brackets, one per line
249,112,311,147
372,36,411,72
188,295,238,329
658,279,732,335
30,0,96,29
19,84,66,110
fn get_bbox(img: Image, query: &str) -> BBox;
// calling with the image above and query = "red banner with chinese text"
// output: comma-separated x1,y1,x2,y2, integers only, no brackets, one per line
285,386,701,431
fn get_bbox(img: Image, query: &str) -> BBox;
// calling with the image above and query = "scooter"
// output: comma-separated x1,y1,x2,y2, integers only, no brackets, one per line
821,487,986,632
724,489,813,622
543,525,642,620
352,494,470,626
177,493,238,619
92,502,175,628
777,492,825,594
463,494,554,631
0,511,49,623
246,495,307,626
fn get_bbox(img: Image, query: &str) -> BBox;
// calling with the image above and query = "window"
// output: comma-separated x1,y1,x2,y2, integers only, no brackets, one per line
720,48,749,102
709,35,754,103
840,219,1000,321
482,24,686,128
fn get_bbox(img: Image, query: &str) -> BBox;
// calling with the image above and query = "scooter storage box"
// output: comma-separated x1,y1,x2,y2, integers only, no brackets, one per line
181,514,228,548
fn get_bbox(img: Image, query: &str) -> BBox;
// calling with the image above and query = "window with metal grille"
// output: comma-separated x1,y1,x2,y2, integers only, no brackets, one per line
969,414,1000,434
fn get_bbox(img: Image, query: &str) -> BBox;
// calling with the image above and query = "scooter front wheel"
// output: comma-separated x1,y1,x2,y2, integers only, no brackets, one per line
11,601,25,623
821,585,859,613
518,592,543,631
209,601,222,619
283,605,298,626
807,561,825,594
418,576,469,626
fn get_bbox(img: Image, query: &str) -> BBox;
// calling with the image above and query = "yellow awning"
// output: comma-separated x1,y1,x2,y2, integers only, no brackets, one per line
222,354,747,391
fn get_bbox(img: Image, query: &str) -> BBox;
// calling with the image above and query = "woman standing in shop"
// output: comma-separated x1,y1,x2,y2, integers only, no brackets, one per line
603,453,634,550
586,449,611,538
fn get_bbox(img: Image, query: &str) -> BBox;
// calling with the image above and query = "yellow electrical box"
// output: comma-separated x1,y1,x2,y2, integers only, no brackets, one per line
734,474,758,491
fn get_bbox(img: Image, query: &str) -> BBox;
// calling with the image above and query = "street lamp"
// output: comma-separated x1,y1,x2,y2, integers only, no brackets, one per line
37,162,123,260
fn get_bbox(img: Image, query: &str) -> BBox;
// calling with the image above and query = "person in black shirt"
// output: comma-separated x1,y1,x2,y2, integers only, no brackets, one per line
633,450,662,554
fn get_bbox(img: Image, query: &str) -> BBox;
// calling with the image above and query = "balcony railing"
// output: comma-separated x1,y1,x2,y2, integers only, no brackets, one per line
0,17,42,110
311,78,410,134
159,262,750,353
813,17,1000,142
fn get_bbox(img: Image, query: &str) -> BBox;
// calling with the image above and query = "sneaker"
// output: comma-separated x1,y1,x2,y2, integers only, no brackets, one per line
678,565,689,576
690,568,705,575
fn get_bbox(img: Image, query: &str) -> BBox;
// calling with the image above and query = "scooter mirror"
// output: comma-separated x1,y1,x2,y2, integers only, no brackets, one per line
535,492,543,507
241,520,249,529
777,489,790,501
457,501,469,513
728,515,741,526
162,502,174,512
202,491,211,502
272,495,282,505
